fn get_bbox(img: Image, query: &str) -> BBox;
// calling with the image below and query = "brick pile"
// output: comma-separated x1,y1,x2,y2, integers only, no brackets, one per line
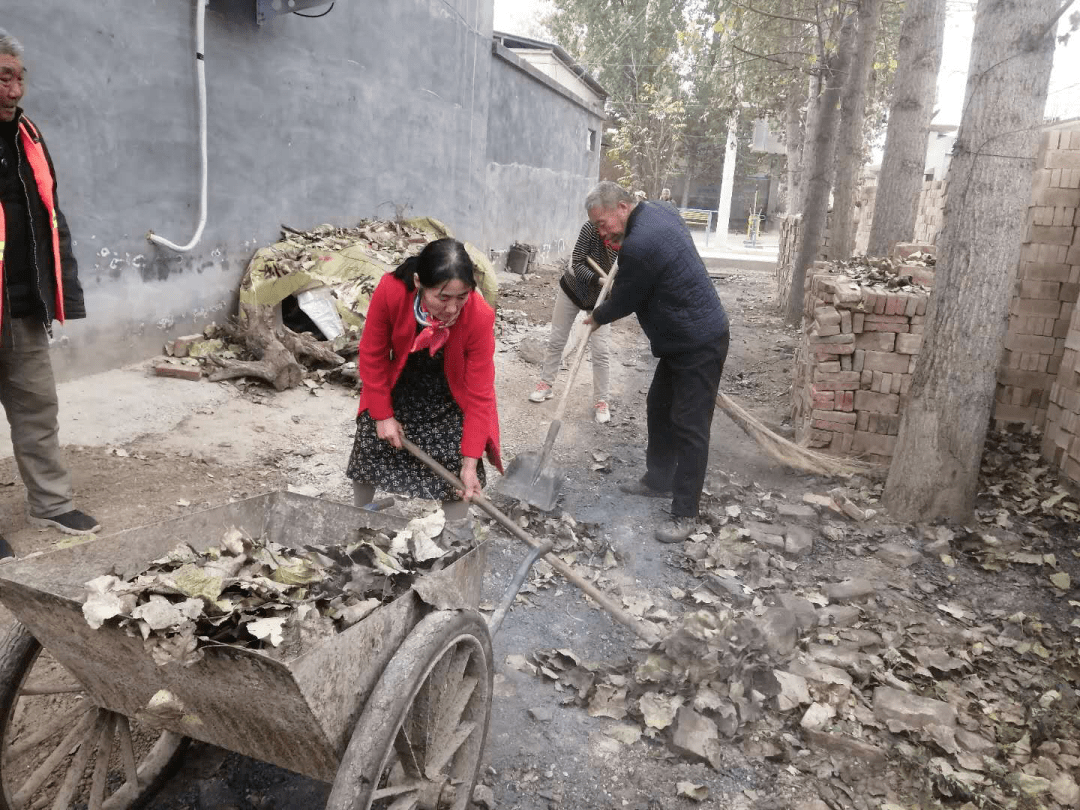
791,248,934,463
913,179,946,245
1044,300,1080,481
995,127,1080,428
1034,126,1080,481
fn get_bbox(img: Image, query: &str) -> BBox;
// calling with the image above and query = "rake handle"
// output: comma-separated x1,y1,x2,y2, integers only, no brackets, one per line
400,437,660,645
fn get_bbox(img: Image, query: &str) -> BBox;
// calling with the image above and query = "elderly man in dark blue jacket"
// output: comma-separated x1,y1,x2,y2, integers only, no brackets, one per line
585,181,729,544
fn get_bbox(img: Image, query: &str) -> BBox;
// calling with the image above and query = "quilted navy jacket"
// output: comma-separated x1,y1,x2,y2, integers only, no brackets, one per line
592,202,728,356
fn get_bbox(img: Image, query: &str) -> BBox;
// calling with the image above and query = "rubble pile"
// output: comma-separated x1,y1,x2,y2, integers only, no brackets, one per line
791,245,935,464
152,218,497,387
509,443,1080,808
81,511,480,666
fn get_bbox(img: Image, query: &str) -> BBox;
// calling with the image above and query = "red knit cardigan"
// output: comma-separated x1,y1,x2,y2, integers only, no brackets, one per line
356,273,503,472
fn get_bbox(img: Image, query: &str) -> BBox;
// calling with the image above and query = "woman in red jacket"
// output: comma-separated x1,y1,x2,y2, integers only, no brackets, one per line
347,238,502,520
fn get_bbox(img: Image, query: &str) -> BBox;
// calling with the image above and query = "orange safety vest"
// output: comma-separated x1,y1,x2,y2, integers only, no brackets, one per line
0,115,66,325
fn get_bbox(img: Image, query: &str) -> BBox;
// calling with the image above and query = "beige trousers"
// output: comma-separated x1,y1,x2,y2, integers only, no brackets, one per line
0,318,74,518
540,288,611,402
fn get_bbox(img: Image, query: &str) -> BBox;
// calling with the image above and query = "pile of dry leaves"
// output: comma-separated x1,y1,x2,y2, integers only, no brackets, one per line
506,435,1080,808
81,511,477,666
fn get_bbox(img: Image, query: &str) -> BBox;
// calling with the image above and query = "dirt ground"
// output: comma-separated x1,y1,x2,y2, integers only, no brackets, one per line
2,256,1079,810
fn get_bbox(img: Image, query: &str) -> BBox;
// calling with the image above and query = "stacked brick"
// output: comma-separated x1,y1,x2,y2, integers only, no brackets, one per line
1035,126,1080,482
913,180,947,245
1044,301,1080,481
995,127,1080,428
791,255,932,464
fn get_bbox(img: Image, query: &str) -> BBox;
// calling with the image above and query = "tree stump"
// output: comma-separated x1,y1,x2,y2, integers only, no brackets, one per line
207,302,344,391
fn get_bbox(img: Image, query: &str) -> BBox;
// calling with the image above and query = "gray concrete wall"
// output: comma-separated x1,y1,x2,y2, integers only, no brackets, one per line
483,44,604,267
7,0,493,379
7,1,602,380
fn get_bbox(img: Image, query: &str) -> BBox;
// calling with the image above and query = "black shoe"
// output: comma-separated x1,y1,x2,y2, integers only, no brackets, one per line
29,509,101,536
655,516,696,544
618,477,672,498
0,534,13,559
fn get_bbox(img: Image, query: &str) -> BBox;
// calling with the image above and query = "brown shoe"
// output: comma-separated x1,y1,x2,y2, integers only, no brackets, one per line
655,516,695,544
619,477,672,498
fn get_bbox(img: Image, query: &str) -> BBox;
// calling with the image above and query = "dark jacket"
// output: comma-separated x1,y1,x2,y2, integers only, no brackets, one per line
592,202,728,356
0,109,85,327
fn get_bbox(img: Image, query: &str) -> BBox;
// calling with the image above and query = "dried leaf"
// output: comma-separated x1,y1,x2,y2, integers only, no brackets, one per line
639,692,683,729
246,616,286,646
676,782,709,802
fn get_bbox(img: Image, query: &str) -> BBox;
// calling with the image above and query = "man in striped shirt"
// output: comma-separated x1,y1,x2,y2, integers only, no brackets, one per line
528,221,617,424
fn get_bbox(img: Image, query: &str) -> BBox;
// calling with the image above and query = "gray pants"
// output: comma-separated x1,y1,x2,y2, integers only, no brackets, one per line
541,287,611,402
0,318,74,518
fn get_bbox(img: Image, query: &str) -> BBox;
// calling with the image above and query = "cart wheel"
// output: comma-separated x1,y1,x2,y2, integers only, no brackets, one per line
327,610,493,810
0,622,188,810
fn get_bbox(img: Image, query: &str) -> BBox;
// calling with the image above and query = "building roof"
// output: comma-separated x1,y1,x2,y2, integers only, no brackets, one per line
492,31,608,101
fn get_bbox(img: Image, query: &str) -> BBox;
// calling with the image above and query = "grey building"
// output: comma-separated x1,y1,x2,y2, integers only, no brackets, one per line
4,0,605,378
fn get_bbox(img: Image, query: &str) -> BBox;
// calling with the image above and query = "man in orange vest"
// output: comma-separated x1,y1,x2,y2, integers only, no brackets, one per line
0,29,98,551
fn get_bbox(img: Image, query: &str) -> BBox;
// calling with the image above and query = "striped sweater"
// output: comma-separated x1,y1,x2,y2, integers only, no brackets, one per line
559,221,617,310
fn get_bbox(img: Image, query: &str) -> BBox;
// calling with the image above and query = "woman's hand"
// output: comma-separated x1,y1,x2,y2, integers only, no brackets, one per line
375,417,405,449
457,457,482,501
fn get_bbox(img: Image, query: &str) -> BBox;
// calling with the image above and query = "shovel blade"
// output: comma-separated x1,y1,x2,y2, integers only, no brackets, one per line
497,451,564,511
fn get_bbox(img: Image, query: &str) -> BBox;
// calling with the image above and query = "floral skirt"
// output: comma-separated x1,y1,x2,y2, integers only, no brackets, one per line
346,348,485,501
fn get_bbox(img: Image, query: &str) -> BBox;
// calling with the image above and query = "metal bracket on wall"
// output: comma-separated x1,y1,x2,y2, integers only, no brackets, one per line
255,0,335,24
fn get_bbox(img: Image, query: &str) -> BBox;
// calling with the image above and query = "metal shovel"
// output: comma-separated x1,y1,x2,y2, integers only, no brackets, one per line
498,258,617,511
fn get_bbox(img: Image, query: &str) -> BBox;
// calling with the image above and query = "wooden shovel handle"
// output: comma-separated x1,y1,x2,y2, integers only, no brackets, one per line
400,437,660,645
585,256,608,280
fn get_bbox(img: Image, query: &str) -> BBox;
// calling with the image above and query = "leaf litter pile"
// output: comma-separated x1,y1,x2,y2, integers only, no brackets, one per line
506,427,1080,808
81,510,479,666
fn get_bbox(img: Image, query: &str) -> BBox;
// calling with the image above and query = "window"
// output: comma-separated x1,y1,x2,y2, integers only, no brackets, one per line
588,128,597,151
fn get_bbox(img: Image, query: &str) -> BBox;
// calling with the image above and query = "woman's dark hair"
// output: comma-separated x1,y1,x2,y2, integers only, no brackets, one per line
392,238,477,292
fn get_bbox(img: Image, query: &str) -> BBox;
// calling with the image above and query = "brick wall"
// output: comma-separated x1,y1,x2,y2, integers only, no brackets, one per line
914,180,947,245
995,127,1080,428
1037,126,1080,482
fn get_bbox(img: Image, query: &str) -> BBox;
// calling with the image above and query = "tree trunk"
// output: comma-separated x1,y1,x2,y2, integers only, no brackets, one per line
829,0,884,260
785,13,857,325
207,302,343,390
883,0,1057,522
797,72,823,214
783,76,806,214
681,145,697,208
866,0,947,257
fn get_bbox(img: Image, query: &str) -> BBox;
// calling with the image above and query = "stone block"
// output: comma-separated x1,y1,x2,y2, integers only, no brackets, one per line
852,430,897,455
810,333,856,345
854,332,896,351
896,333,923,354
1021,279,1062,300
863,351,912,373
153,363,203,381
812,372,861,391
854,390,900,414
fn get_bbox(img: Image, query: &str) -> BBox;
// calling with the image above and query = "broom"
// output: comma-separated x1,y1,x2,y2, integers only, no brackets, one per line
715,391,881,477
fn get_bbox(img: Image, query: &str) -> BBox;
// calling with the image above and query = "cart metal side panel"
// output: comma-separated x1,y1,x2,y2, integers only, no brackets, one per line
0,493,488,782
1,578,345,780
262,491,406,548
291,543,488,756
